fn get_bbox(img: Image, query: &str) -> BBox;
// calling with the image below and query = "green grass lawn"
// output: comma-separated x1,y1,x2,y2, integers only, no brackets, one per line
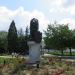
48,51,75,56
0,57,19,64
0,57,9,64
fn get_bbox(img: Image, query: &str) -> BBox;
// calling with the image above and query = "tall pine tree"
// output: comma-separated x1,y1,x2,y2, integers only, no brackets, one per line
7,20,18,53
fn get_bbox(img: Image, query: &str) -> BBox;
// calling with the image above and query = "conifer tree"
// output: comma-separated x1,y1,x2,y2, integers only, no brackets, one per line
7,20,18,53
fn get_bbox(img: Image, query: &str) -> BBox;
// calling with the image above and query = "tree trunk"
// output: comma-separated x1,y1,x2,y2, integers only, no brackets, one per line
61,50,63,56
48,48,49,52
69,47,72,56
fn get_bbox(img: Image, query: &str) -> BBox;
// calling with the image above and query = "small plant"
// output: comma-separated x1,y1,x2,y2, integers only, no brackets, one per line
0,69,3,75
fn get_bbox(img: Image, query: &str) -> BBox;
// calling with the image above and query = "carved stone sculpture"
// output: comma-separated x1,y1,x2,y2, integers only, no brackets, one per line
28,18,42,64
30,18,42,43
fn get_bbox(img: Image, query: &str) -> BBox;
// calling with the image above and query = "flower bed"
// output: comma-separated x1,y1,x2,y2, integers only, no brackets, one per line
0,56,75,75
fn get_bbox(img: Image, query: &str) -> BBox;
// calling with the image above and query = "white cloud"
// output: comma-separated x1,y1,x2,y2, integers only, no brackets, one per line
59,18,75,29
0,6,49,32
42,0,68,8
1,0,75,32
48,0,75,16
43,0,75,30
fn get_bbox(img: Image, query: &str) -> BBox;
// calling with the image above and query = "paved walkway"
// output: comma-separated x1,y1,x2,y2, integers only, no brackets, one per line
0,54,75,61
0,55,29,59
0,55,13,58
42,54,75,61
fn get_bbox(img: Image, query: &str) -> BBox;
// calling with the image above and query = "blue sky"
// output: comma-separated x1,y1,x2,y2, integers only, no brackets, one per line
0,0,75,32
0,0,44,10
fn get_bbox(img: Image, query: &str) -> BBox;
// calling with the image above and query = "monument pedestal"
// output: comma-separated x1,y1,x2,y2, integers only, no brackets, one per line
28,41,41,64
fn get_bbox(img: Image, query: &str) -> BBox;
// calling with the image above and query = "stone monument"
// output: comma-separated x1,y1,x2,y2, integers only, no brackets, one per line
28,18,42,64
